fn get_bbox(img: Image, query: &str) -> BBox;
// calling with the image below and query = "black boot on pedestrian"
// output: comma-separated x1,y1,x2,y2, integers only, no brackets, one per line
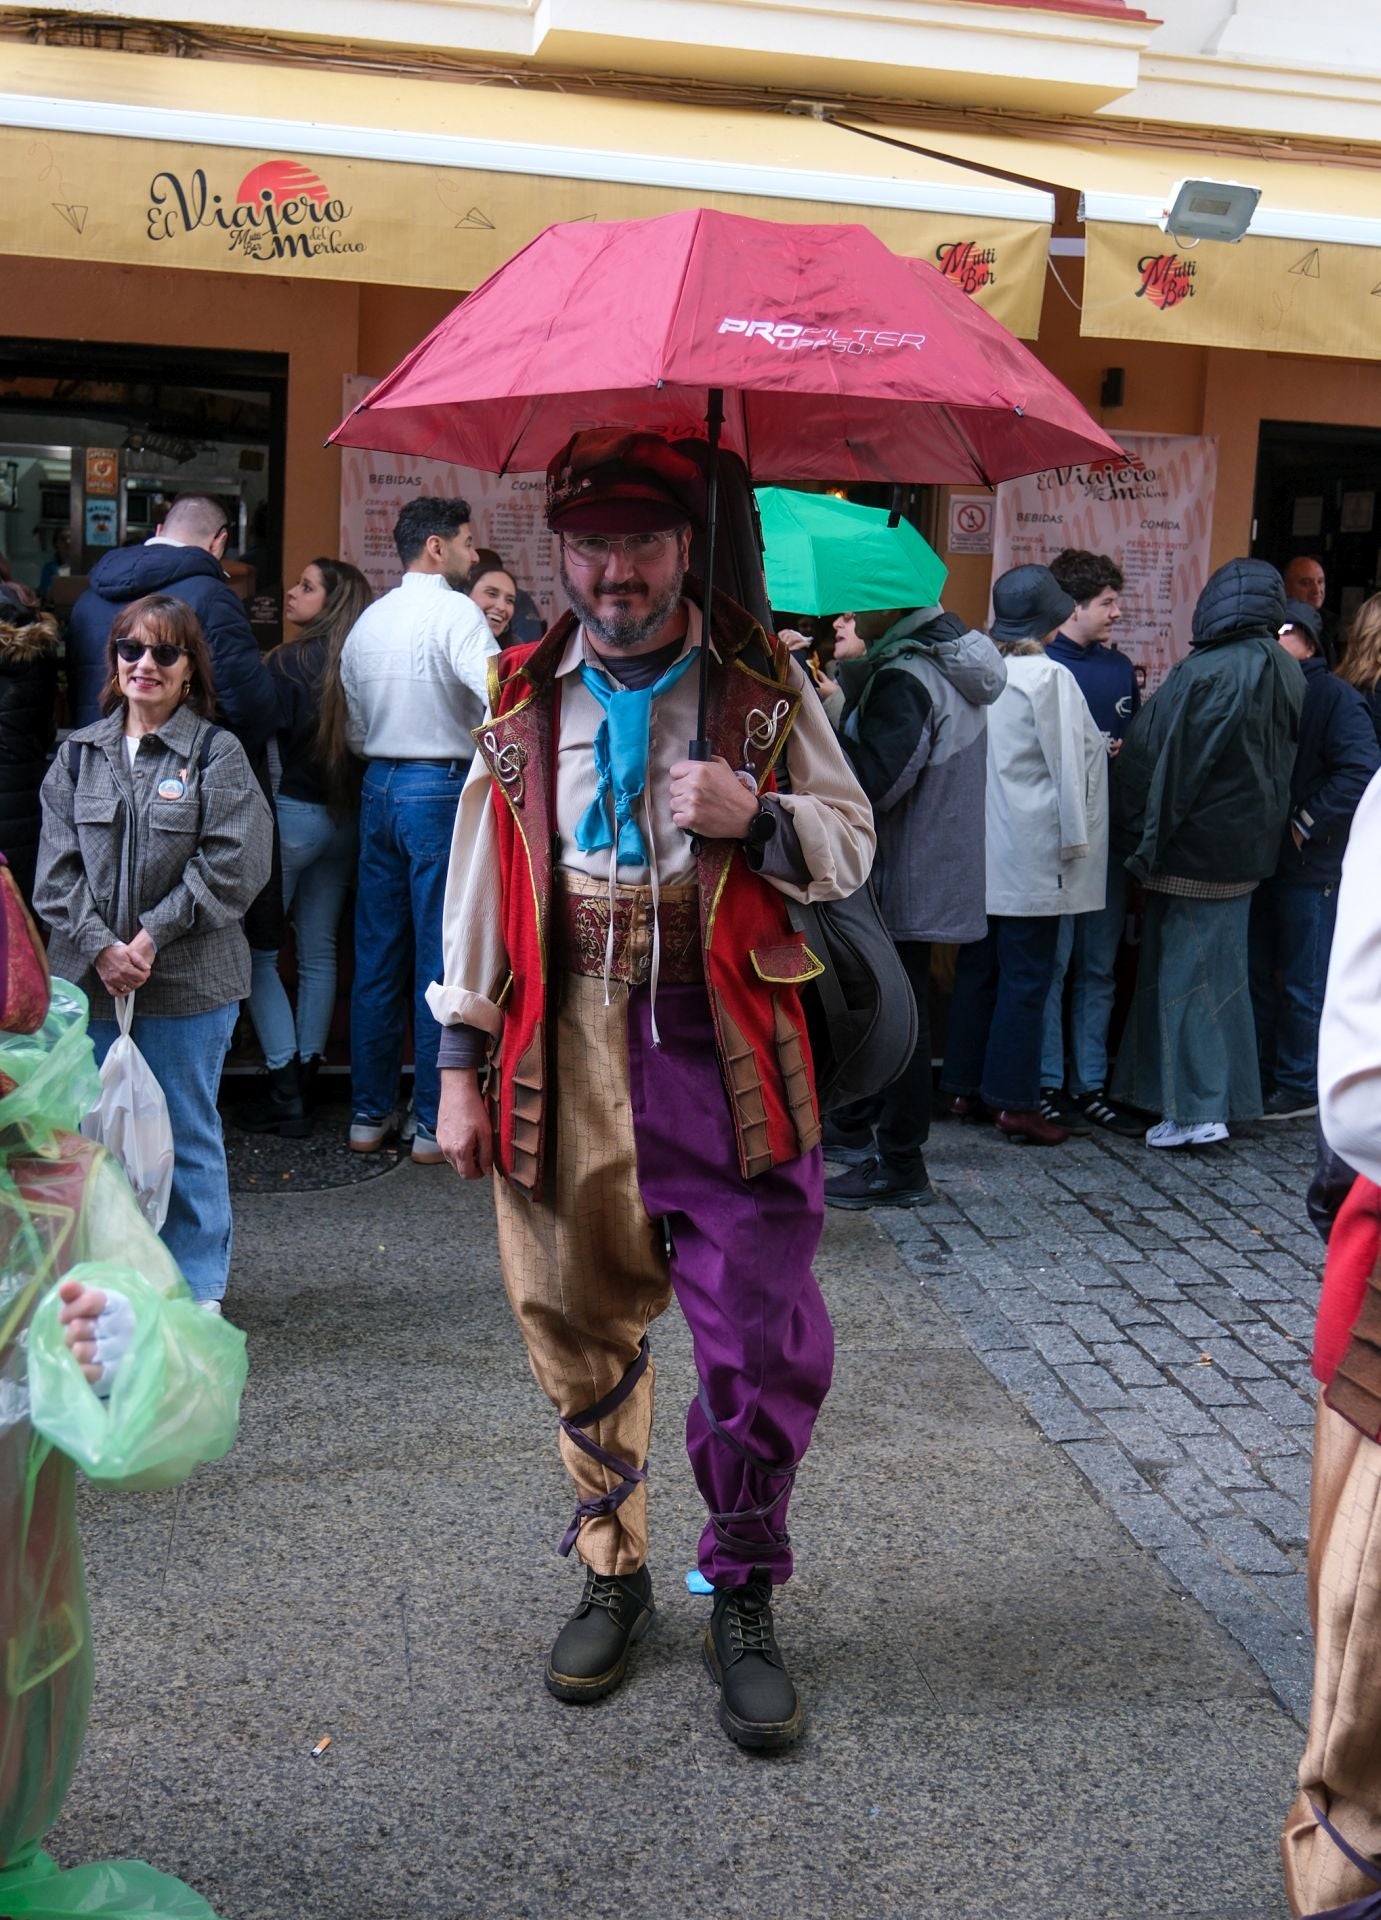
300,1053,324,1109
233,1058,311,1138
545,1564,654,1703
824,1153,934,1210
704,1571,804,1751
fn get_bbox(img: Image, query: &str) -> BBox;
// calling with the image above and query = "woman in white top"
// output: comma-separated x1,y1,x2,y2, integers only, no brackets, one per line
941,566,1108,1144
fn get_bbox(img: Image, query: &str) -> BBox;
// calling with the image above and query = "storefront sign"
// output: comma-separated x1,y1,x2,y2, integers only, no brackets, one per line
0,126,1047,333
991,434,1218,693
337,376,562,621
947,494,994,555
84,447,118,496
1084,221,1381,362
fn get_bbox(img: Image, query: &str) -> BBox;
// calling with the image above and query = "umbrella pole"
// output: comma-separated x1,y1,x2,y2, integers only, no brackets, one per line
690,387,725,761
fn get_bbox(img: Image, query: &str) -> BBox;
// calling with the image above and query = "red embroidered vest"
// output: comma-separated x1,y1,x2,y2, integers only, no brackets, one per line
474,588,823,1195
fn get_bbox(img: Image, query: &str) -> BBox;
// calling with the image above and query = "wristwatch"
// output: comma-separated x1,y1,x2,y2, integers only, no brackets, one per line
743,801,778,853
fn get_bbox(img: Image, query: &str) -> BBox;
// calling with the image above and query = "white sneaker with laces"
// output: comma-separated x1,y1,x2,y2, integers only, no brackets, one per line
1146,1118,1229,1149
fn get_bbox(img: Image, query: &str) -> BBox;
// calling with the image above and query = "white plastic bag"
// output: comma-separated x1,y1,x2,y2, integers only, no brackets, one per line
80,992,175,1230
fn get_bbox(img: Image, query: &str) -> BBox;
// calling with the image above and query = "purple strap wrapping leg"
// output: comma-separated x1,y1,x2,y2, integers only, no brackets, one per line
695,1380,799,1565
556,1337,651,1558
1299,1804,1381,1920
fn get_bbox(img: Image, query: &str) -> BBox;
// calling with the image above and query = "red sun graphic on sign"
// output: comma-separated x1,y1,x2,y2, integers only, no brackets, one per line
236,160,332,207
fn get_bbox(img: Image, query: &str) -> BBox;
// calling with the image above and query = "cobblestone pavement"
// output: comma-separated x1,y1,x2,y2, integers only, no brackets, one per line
864,1113,1322,1723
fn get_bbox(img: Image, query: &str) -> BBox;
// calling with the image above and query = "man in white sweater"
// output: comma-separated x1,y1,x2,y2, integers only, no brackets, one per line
340,497,497,1162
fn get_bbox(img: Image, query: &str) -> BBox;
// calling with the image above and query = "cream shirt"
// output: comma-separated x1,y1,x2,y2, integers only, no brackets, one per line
1319,766,1381,1182
425,605,875,1038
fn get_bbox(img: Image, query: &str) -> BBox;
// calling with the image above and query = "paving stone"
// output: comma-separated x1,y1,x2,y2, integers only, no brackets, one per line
1127,1323,1202,1367
1261,1454,1313,1504
1060,1442,1152,1497
1182,1435,1268,1492
1052,1363,1132,1411
1200,1515,1297,1577
1089,1342,1165,1390
1182,1286,1260,1325
1012,1389,1105,1445
953,1302,1028,1353
1096,1410,1185,1466
1157,1302,1224,1339
1214,1406,1305,1457
1103,1489,1204,1555
1168,1363,1249,1409
1129,1385,1218,1436
1240,1376,1317,1428
1022,1321,1093,1365
1195,1336,1273,1379
1157,1464,1237,1523
1233,1491,1309,1551
1235,1322,1308,1364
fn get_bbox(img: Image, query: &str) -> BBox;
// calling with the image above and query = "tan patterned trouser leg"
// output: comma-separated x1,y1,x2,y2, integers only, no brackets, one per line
494,972,673,1577
1281,1393,1381,1913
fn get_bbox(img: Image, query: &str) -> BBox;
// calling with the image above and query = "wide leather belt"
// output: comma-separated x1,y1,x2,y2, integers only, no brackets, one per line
556,871,703,987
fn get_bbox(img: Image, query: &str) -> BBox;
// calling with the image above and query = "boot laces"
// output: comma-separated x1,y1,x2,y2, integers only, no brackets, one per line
582,1570,633,1620
725,1584,776,1657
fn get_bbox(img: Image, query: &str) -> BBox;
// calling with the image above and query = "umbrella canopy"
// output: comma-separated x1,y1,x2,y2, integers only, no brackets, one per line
757,488,948,615
329,207,1123,485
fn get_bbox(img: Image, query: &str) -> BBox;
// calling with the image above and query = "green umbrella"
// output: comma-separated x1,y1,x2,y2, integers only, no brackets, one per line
756,487,949,616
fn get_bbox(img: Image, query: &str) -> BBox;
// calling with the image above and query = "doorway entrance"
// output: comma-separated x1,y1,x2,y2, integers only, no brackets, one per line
0,337,288,647
1252,419,1381,638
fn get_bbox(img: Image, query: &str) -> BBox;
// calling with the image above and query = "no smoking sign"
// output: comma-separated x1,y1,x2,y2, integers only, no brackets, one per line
947,493,994,555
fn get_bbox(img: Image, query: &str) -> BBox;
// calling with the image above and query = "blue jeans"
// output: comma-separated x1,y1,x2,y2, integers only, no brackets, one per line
249,795,358,1067
942,915,1060,1112
1250,880,1338,1102
1040,863,1129,1095
350,759,465,1134
89,1002,237,1302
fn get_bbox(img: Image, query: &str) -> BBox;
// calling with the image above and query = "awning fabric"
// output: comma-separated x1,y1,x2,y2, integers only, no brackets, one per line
0,46,1052,333
859,123,1381,359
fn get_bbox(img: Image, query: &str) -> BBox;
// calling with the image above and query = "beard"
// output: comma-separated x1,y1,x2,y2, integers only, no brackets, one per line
561,556,686,651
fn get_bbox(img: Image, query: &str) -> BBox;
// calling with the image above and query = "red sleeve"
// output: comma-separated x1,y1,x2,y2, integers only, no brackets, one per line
1314,1176,1381,1385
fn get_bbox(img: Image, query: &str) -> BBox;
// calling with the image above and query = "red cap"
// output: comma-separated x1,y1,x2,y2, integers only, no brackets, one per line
546,429,706,536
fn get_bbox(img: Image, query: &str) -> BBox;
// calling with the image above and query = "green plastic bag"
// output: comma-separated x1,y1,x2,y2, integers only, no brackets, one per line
0,1848,219,1917
27,1263,247,1491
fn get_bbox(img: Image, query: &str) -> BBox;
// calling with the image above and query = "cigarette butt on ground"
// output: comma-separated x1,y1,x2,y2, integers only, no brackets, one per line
311,1736,332,1757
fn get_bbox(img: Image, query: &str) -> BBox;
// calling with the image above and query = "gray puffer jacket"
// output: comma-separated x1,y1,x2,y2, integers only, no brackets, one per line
838,609,1006,943
34,704,272,1020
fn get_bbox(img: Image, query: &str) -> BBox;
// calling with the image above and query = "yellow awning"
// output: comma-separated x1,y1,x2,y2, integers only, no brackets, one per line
0,46,1053,334
855,122,1381,359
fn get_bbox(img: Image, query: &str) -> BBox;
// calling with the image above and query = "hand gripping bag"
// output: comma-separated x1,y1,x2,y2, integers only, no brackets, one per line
79,995,174,1231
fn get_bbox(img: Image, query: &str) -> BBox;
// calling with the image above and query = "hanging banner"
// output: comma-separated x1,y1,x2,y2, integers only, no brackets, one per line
338,376,562,625
991,433,1218,694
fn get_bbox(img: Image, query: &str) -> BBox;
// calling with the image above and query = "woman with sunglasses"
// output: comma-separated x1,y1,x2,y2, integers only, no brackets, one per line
33,593,272,1308
238,556,371,1136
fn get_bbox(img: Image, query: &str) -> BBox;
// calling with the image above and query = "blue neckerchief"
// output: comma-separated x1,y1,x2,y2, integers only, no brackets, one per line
575,651,697,866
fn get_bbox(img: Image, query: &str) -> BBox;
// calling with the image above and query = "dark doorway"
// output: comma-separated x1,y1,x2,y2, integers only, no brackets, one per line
1253,419,1381,639
0,337,288,649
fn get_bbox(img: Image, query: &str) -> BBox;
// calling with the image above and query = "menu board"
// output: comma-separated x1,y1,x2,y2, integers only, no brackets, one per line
991,434,1218,693
337,374,562,620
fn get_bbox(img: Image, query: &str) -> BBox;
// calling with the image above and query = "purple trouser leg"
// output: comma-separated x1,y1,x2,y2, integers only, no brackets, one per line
626,982,834,1587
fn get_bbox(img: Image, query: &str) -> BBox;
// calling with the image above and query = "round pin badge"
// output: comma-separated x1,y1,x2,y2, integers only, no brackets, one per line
157,776,186,800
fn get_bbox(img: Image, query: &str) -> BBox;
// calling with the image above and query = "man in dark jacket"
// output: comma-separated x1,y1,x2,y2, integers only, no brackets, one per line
65,494,277,748
1110,558,1305,1148
1040,548,1141,1137
1250,598,1379,1120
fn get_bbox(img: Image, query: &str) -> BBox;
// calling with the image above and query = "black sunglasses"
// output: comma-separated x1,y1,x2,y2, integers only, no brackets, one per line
116,639,188,668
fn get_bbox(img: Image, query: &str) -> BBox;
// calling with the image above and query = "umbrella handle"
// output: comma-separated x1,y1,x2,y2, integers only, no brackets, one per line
690,387,725,763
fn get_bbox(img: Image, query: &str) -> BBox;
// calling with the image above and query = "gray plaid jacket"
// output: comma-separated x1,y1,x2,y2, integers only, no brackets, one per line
35,704,273,1019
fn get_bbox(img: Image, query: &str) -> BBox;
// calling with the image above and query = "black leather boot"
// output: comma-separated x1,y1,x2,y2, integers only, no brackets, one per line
545,1564,654,1702
704,1571,804,1751
233,1058,311,1138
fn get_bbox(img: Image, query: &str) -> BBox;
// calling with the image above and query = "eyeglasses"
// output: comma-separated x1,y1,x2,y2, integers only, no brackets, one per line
116,639,188,668
560,530,680,567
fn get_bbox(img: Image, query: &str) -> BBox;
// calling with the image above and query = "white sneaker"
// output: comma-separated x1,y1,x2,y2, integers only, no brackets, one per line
1145,1119,1229,1149
349,1113,399,1153
199,1299,223,1315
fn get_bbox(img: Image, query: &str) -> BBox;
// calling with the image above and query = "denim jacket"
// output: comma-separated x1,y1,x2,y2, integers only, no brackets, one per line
34,704,272,1019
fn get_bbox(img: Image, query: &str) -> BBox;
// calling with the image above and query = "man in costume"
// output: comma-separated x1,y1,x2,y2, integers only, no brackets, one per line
430,430,874,1750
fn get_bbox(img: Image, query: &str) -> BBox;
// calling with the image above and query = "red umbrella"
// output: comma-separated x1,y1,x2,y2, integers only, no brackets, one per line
330,207,1121,750
328,207,1120,485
